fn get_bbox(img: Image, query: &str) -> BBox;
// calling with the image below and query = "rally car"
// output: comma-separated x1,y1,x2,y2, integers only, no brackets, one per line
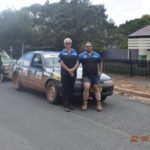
0,50,15,81
12,51,114,104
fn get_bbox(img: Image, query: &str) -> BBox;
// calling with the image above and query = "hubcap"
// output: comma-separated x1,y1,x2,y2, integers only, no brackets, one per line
48,86,56,101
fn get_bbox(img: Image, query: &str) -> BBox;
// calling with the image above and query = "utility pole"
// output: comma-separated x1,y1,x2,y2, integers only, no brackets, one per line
10,47,13,58
22,43,24,56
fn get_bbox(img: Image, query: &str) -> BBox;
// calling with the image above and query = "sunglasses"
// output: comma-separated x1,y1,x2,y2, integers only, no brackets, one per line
86,45,92,47
65,42,72,45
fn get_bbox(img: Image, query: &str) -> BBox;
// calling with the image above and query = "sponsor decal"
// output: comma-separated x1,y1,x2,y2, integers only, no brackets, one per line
62,52,68,55
93,55,98,58
22,68,28,76
72,52,77,56
19,70,23,75
36,72,42,79
43,71,50,76
31,70,36,75
83,55,88,58
52,72,61,81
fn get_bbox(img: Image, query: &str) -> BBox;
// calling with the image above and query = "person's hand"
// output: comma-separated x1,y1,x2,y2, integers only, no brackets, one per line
68,68,74,77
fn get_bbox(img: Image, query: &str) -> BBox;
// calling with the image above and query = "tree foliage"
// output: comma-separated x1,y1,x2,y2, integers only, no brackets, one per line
0,0,115,57
0,0,149,57
116,14,150,48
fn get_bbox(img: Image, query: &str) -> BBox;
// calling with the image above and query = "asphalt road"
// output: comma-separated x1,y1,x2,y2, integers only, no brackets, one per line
0,81,150,150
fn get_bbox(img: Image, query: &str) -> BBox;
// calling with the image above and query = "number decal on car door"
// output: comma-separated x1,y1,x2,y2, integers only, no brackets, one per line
23,68,28,76
36,72,42,79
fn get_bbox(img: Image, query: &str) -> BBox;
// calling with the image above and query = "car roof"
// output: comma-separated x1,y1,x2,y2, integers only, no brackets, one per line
28,51,60,55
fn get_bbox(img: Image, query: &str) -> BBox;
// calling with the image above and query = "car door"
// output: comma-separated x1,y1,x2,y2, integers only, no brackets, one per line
18,53,34,87
28,54,45,91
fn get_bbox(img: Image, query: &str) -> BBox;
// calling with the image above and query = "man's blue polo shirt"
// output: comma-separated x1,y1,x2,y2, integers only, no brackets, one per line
79,51,102,77
59,49,78,76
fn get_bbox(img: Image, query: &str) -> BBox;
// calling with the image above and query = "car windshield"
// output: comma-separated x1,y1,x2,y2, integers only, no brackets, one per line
43,54,60,68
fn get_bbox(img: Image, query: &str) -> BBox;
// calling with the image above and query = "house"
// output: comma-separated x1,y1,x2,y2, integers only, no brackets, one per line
128,25,150,60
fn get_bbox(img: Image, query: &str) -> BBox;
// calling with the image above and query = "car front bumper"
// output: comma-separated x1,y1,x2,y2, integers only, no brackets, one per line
57,79,114,98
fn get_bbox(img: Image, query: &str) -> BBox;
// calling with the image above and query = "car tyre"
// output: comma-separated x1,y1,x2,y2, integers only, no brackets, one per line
46,81,60,104
13,73,22,90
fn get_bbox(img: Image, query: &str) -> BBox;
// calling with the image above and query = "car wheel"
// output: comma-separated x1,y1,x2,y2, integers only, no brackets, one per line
46,81,60,104
0,73,3,82
13,73,22,90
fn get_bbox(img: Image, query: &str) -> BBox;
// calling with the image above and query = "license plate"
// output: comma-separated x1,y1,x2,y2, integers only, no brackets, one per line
90,87,102,93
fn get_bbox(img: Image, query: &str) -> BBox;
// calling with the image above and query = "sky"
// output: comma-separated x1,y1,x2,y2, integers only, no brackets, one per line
0,0,149,25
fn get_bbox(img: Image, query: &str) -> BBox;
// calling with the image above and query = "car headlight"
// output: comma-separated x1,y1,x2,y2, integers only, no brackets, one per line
103,80,114,86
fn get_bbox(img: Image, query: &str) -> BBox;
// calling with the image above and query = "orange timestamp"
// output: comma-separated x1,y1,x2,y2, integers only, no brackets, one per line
130,135,150,143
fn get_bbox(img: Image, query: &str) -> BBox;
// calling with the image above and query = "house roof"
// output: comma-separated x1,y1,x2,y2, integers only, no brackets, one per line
128,25,150,38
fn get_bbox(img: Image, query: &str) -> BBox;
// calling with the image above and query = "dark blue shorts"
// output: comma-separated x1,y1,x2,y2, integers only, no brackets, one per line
83,75,100,85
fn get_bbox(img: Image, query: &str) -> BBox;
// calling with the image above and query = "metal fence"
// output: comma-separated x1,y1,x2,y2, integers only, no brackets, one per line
103,59,150,77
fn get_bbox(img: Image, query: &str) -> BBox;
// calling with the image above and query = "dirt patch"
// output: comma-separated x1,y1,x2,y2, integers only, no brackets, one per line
108,73,150,94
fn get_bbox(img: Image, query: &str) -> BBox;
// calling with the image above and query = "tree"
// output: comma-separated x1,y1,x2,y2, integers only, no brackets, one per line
116,14,150,48
0,0,116,57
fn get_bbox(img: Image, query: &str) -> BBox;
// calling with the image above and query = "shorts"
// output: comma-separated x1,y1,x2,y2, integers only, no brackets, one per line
83,75,100,85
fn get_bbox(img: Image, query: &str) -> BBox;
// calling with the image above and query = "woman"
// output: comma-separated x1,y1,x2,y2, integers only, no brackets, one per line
59,38,79,112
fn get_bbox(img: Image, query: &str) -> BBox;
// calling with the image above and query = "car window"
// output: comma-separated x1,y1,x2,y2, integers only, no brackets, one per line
22,53,34,67
53,57,60,67
31,54,43,67
43,53,60,68
17,58,23,66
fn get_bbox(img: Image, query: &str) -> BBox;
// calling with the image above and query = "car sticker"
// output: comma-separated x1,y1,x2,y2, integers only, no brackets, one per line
31,70,36,75
52,72,61,81
43,71,50,76
23,68,28,76
19,70,23,75
30,70,36,79
36,72,42,79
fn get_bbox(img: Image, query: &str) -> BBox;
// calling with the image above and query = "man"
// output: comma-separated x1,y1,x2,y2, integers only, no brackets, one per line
79,42,103,112
59,38,79,112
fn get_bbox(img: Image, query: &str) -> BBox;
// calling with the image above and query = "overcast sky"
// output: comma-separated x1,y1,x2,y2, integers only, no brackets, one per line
0,0,149,25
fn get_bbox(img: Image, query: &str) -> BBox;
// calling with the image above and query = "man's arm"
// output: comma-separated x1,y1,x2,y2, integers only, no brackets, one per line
60,61,70,72
59,52,71,73
70,60,80,72
98,62,103,76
